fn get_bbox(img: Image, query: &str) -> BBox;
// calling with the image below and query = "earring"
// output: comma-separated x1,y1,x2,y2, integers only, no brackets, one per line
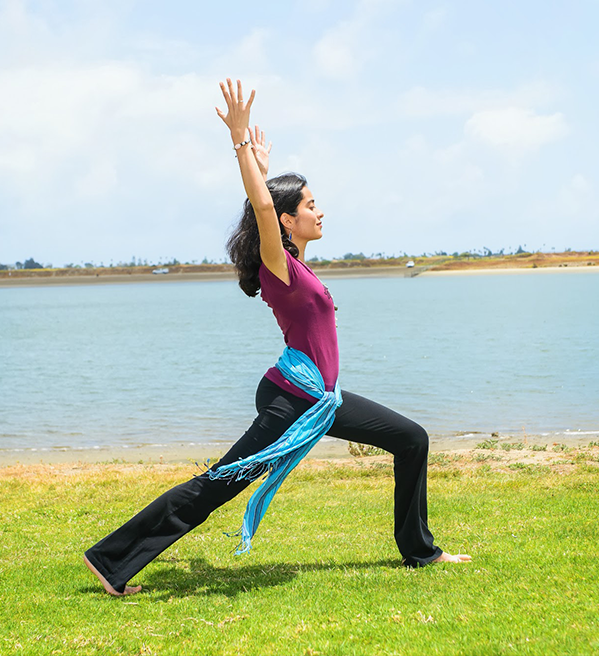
288,230,292,241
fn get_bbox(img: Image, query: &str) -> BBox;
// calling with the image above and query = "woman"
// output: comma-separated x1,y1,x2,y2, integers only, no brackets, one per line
84,79,470,596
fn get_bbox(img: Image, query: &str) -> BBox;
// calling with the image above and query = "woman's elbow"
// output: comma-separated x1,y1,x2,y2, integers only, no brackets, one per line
253,199,275,214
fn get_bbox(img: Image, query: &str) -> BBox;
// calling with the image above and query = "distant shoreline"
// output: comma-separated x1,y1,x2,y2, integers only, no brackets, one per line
2,251,597,287
421,266,599,277
1,263,598,288
2,430,598,466
0,271,239,287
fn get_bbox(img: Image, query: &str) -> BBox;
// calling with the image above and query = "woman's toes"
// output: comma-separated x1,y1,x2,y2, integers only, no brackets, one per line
434,551,472,564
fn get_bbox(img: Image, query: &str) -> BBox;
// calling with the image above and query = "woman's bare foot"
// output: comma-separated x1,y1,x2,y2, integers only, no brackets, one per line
84,555,142,596
434,551,472,564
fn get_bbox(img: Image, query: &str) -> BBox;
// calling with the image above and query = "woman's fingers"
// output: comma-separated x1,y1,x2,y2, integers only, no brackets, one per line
251,125,269,148
219,81,230,104
253,125,263,146
246,88,256,111
215,106,227,124
219,79,255,112
226,77,237,104
219,82,234,119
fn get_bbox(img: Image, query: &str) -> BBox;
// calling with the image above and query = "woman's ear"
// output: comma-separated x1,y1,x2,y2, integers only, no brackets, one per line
279,212,294,232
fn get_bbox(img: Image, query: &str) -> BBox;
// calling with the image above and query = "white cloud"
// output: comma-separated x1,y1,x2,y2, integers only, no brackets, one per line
392,135,486,220
210,28,271,76
0,63,137,154
311,0,393,80
0,0,51,49
130,34,203,67
396,82,559,118
0,63,222,199
312,20,362,79
464,108,569,155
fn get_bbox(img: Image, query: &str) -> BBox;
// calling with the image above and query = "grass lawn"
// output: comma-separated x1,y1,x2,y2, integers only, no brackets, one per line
0,450,598,656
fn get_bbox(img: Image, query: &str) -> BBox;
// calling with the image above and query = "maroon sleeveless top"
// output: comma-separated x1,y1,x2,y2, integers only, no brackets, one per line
259,250,339,402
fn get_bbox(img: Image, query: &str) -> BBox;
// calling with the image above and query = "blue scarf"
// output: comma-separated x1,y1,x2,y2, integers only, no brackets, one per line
208,347,342,554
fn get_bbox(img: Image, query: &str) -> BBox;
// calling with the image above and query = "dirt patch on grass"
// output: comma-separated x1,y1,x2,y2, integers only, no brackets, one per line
2,444,598,481
429,446,599,473
0,461,191,482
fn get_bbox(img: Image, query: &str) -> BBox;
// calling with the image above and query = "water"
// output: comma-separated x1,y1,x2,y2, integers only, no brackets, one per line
1,272,598,454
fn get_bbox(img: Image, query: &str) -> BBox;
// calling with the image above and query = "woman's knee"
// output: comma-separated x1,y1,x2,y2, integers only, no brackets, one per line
380,421,429,458
402,421,429,453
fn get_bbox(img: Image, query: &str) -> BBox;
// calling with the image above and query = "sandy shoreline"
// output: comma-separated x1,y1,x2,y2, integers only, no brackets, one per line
0,271,239,287
2,437,598,476
1,264,597,288
421,266,599,276
2,430,597,467
0,440,351,467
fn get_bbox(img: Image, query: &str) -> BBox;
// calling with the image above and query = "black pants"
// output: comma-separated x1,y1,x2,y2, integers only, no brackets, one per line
85,378,442,592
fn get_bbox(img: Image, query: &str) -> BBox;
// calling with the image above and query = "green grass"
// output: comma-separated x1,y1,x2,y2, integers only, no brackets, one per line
1,459,598,656
475,439,499,450
500,442,525,451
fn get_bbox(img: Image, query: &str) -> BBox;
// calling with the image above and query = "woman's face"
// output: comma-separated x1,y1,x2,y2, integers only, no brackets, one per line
289,187,324,242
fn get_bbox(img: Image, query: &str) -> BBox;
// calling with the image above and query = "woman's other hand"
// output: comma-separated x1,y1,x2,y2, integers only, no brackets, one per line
215,78,255,144
250,125,272,180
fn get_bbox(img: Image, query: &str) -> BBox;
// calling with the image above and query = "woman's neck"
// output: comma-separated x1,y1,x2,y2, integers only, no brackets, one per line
293,239,307,262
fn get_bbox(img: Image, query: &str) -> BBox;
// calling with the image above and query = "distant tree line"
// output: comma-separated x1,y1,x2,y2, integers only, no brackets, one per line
0,257,47,270
307,246,536,262
1,247,594,271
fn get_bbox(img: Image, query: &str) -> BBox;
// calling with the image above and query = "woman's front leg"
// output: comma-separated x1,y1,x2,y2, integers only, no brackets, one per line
327,390,471,566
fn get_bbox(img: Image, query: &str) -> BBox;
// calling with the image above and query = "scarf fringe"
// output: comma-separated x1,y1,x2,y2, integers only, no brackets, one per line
221,528,252,555
206,347,342,555
209,455,287,484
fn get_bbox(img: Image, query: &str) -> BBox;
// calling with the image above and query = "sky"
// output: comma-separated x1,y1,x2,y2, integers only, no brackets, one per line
0,0,598,267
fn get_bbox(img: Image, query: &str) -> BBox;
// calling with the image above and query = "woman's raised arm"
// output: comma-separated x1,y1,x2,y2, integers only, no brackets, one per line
216,79,288,283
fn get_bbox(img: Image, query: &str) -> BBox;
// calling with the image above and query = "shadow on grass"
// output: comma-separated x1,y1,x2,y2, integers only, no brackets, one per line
140,556,403,599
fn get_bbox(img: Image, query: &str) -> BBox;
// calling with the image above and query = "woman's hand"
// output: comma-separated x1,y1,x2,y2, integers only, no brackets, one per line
215,78,256,145
250,125,272,180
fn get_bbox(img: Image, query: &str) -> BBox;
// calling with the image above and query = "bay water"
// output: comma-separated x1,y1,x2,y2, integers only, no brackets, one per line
1,271,598,456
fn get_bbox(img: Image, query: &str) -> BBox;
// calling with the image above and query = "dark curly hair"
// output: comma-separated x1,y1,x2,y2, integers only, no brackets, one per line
226,172,306,297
